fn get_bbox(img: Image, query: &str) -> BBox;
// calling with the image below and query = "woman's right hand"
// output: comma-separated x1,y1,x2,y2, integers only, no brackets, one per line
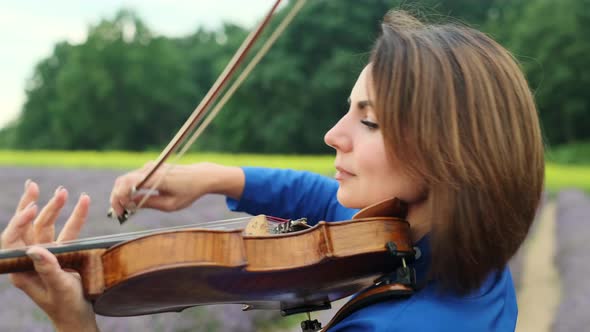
1,181,99,332
109,162,245,221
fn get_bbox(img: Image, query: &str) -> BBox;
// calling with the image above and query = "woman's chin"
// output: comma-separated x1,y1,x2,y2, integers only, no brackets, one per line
336,189,364,210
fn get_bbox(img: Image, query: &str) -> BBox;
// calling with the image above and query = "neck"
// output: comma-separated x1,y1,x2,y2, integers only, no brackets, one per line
407,199,431,243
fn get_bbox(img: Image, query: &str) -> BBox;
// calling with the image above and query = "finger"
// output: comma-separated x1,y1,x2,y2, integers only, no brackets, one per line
9,271,46,299
26,246,72,293
132,194,178,212
33,187,67,244
109,167,158,219
109,174,139,218
141,161,156,171
12,180,39,245
57,193,90,242
15,180,39,213
1,202,38,248
18,181,39,245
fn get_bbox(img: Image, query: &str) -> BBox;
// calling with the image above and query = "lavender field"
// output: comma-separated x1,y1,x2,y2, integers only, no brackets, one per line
0,166,588,332
0,167,291,332
553,190,590,332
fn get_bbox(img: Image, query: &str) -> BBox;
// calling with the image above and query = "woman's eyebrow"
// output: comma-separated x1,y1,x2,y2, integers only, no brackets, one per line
358,100,373,108
347,97,373,108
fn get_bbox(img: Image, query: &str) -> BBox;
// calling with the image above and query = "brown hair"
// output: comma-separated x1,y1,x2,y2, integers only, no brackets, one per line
370,11,544,294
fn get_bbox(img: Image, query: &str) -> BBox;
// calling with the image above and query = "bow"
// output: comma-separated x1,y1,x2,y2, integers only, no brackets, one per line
110,0,307,223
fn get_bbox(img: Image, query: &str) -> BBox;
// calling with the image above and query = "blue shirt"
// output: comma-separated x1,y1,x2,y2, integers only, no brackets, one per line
227,167,518,331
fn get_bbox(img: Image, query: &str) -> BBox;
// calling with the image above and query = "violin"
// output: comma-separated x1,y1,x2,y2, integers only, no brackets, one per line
0,198,413,318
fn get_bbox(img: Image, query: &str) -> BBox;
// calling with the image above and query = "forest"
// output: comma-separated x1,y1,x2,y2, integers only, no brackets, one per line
1,0,588,154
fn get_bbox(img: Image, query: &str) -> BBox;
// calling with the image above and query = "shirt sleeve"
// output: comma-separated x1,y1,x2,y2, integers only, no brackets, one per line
225,167,357,224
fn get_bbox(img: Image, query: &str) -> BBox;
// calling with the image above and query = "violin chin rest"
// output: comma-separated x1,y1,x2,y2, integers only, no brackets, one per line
353,197,408,220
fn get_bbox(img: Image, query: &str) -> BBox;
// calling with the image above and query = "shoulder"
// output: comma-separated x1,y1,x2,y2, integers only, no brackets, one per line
242,167,338,193
332,268,517,332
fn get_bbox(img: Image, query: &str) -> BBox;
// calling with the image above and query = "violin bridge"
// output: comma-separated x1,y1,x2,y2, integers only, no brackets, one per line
243,215,273,236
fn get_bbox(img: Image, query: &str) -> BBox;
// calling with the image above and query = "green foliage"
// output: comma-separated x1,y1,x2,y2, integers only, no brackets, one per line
198,0,401,153
494,0,590,145
14,10,197,151
0,121,18,148
5,1,590,153
547,142,590,165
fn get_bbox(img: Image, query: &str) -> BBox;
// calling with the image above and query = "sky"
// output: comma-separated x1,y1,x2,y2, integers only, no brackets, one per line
0,1,279,129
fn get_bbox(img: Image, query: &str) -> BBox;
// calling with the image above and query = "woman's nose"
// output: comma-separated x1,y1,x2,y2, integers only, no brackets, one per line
324,117,352,152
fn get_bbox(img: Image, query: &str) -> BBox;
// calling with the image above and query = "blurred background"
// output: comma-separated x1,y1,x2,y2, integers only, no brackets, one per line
0,0,588,331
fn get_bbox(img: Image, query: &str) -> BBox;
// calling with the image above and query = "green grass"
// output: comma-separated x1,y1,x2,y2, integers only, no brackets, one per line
545,163,590,192
0,150,335,174
1,150,589,192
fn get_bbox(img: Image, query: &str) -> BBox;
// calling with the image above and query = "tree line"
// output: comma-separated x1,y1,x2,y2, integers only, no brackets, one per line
1,0,588,153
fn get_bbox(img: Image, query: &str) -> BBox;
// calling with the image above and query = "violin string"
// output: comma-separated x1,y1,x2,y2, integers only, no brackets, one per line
62,217,253,244
134,0,306,217
66,221,251,245
71,218,281,247
0,216,287,254
0,217,253,253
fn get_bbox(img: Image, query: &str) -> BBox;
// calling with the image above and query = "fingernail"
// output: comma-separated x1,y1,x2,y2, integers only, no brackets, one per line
107,207,114,218
24,179,31,190
54,185,64,195
81,192,88,197
26,251,43,263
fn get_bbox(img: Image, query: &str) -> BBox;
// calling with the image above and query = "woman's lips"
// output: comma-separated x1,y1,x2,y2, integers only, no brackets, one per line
334,166,355,180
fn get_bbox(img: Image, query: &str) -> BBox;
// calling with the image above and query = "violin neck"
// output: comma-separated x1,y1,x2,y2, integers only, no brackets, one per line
0,246,108,298
0,238,122,261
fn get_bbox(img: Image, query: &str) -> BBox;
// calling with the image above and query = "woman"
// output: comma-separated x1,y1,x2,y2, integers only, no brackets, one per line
2,10,544,331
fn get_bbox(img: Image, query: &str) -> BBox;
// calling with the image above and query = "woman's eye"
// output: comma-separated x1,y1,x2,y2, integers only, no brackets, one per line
360,119,379,129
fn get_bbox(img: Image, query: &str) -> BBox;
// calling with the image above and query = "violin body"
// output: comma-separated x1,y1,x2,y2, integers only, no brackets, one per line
0,198,412,317
95,216,411,316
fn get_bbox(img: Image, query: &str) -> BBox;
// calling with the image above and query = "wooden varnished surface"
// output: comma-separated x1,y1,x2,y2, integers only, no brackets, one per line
93,217,411,316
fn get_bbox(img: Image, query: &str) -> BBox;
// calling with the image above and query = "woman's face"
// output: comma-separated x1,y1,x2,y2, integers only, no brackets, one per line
324,66,424,209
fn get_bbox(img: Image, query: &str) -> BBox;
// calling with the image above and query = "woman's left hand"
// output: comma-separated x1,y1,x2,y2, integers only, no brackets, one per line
1,180,99,332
